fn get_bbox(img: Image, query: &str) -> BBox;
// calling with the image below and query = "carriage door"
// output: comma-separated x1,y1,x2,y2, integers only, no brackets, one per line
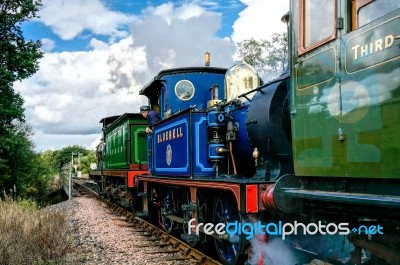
337,0,400,177
292,0,340,176
130,125,147,166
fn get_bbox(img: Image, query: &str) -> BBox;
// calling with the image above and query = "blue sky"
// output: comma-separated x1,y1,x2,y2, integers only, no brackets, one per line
15,0,288,151
22,0,245,52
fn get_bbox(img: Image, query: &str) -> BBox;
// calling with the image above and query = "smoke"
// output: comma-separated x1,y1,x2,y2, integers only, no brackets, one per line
106,38,149,94
249,236,298,265
248,231,355,265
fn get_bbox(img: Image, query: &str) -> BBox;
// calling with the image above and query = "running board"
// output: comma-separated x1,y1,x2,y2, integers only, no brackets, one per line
283,189,400,208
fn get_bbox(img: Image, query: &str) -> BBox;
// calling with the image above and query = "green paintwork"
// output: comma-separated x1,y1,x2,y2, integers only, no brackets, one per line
296,48,336,90
103,113,147,169
290,2,400,179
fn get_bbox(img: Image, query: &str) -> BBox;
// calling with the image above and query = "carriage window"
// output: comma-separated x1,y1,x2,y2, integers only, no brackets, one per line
300,0,336,54
357,0,400,28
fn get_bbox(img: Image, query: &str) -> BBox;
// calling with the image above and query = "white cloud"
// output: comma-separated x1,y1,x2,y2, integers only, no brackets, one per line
131,3,235,73
16,1,236,150
38,0,135,40
16,0,289,151
89,38,109,50
15,37,148,140
232,0,289,42
40,38,55,52
33,106,63,124
31,131,101,151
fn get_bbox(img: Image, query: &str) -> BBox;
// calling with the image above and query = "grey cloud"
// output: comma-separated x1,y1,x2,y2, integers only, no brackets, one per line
130,12,236,73
17,1,254,151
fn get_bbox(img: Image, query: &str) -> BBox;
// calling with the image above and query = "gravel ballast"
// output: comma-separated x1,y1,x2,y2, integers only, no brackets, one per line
45,197,198,265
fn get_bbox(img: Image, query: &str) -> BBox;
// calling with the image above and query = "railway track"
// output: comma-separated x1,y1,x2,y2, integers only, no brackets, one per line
72,179,222,265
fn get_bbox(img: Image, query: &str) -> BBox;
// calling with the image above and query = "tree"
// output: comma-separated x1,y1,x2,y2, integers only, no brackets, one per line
265,33,288,72
52,145,90,172
80,151,97,174
0,0,43,83
0,0,44,196
39,150,58,174
236,33,288,74
0,0,43,126
236,38,268,71
0,122,45,194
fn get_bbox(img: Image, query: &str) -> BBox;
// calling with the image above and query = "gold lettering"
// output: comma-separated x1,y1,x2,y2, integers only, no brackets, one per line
375,39,383,52
360,44,368,58
385,35,394,48
352,45,360,60
155,126,186,144
352,34,395,62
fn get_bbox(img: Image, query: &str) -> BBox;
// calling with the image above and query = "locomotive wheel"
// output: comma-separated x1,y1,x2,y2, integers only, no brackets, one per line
213,194,246,265
160,189,176,234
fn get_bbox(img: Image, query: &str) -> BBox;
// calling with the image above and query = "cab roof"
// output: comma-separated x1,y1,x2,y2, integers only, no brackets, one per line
139,66,227,98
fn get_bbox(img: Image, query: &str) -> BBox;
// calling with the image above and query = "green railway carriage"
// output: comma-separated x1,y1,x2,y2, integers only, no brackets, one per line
101,113,148,169
276,0,400,214
290,0,400,180
91,113,149,209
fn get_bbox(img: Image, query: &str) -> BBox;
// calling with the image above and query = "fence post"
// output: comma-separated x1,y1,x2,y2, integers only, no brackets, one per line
68,160,72,200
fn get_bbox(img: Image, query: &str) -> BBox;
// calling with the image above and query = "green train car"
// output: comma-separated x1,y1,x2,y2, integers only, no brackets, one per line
90,113,148,207
273,1,400,264
277,0,400,214
290,0,400,179
102,113,147,169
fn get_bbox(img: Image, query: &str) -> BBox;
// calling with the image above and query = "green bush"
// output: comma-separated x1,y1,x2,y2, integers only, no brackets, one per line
0,199,72,265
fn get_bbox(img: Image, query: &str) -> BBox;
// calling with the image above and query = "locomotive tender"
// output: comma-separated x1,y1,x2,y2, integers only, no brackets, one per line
90,0,400,264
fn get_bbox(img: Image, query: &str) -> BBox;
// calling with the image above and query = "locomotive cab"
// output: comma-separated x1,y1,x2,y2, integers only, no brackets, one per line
140,67,227,119
139,67,227,177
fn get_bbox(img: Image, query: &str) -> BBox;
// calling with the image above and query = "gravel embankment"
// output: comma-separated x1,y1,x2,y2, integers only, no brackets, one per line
45,197,198,265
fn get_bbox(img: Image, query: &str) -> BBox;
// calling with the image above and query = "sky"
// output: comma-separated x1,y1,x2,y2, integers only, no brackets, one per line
14,0,289,151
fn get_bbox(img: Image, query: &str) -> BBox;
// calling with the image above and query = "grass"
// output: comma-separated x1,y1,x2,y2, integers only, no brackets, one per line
0,198,73,265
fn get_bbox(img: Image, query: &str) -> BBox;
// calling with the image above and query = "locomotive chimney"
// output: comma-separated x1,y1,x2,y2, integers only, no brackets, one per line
204,51,210,67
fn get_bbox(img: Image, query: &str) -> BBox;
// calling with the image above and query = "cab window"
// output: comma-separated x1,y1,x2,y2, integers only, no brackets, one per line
299,0,336,55
354,0,400,29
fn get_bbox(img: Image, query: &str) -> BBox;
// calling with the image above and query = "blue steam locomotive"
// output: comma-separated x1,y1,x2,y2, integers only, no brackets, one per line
135,62,281,264
91,1,400,264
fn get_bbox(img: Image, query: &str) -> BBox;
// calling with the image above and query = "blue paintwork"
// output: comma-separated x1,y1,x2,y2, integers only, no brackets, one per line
139,67,226,118
158,71,225,118
226,104,255,175
152,109,214,177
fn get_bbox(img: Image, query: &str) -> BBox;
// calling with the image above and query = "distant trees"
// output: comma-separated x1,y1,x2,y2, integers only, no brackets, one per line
236,33,288,74
0,122,53,199
51,145,91,173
